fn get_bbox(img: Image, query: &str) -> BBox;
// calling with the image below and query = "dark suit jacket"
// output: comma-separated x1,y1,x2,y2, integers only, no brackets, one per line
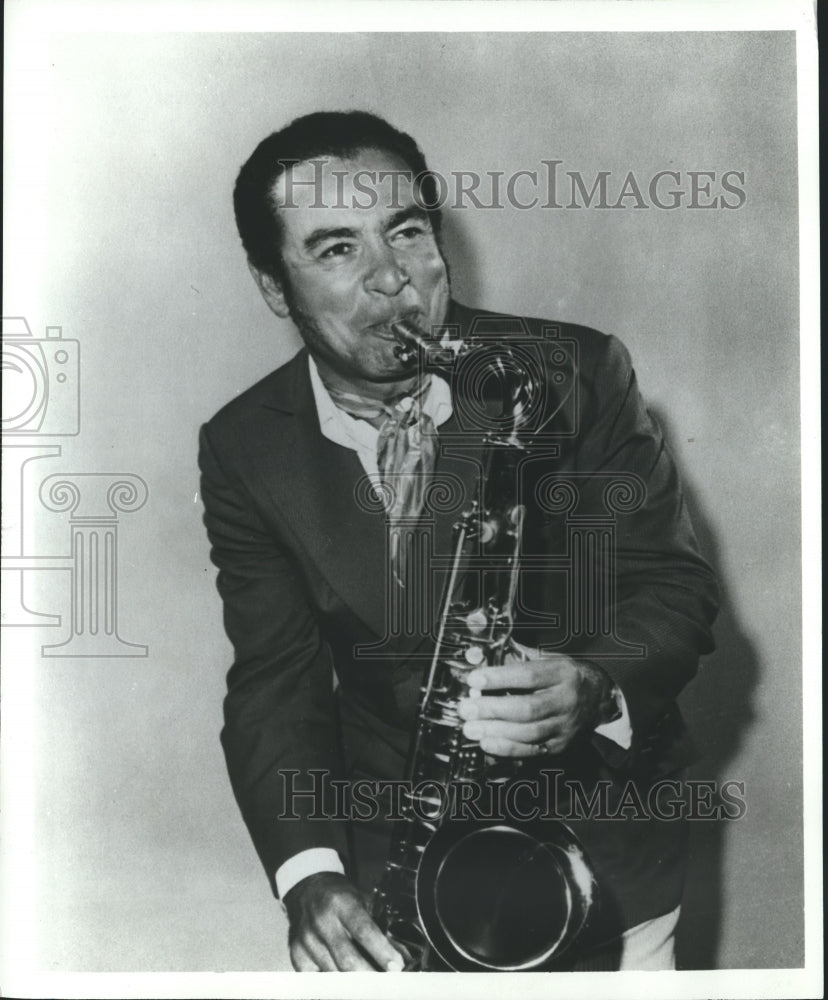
199,300,718,932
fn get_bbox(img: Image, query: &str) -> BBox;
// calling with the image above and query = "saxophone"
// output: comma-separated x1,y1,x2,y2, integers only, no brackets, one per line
370,319,597,972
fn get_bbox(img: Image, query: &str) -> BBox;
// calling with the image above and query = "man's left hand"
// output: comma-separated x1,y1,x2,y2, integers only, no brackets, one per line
457,641,615,757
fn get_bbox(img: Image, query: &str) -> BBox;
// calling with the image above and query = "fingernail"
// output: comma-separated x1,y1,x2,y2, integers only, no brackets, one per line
386,958,404,972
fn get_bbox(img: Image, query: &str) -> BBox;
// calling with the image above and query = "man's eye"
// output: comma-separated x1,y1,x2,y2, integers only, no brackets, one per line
319,243,354,259
394,226,427,240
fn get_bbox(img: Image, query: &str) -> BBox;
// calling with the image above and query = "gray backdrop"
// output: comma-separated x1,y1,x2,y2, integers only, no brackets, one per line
7,31,800,971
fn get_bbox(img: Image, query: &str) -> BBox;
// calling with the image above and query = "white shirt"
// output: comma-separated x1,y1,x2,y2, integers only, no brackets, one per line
274,355,632,899
307,353,454,483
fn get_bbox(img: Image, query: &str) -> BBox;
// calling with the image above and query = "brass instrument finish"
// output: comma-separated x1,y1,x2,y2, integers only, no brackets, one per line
370,320,597,972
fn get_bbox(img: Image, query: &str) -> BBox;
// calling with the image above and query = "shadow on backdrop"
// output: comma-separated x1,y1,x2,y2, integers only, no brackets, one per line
650,405,761,970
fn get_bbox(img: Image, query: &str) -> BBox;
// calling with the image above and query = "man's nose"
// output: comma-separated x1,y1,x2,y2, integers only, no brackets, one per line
363,242,409,296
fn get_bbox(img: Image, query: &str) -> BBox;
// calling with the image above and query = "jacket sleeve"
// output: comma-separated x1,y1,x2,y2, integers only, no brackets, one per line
570,333,719,758
199,421,348,894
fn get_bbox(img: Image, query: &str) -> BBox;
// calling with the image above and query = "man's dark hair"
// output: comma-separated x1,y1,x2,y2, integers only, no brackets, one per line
233,110,442,283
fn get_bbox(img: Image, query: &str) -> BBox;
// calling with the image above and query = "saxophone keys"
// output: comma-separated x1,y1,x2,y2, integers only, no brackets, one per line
463,645,486,665
463,608,488,633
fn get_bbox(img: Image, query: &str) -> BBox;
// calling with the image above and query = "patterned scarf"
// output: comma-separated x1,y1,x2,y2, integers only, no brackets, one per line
324,376,438,585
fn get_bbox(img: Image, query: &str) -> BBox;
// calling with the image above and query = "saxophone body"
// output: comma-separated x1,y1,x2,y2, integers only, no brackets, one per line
370,320,597,972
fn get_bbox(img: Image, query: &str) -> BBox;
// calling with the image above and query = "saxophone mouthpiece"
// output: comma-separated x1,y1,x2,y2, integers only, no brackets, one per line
390,319,430,363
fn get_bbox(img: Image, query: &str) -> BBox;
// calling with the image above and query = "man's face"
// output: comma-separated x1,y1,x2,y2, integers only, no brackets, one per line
262,148,450,389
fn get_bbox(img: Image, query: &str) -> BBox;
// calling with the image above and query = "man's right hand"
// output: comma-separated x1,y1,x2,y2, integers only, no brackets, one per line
283,871,406,971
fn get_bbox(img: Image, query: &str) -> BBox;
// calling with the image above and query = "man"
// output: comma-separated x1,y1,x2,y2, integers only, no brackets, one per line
199,110,718,972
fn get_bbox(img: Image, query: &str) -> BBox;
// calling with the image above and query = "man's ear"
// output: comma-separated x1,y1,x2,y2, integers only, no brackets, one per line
248,262,290,318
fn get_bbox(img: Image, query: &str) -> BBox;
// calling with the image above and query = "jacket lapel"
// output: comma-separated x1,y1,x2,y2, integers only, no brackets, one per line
255,350,391,640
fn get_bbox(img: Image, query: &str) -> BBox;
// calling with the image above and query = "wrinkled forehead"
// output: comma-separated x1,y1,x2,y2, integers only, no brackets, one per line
269,148,422,216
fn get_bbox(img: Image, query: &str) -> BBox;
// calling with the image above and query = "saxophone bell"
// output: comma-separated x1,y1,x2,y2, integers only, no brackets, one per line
415,819,597,971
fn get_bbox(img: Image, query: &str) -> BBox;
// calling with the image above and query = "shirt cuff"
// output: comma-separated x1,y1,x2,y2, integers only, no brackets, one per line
274,847,345,900
593,686,633,749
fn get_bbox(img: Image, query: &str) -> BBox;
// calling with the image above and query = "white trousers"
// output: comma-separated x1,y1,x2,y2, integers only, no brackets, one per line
618,905,681,970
